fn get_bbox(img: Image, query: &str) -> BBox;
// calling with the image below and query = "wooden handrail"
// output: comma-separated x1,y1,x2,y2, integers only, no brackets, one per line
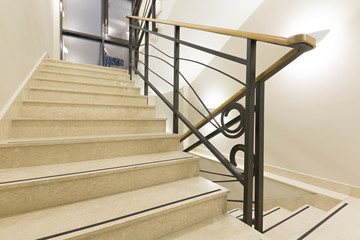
181,48,300,141
127,15,316,48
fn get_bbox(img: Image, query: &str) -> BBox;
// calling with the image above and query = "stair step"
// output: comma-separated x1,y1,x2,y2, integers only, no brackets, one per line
0,177,228,240
10,118,166,138
0,151,199,218
35,77,140,95
38,69,130,84
21,100,156,118
28,87,147,105
263,205,326,239
43,59,127,75
39,64,129,80
0,133,180,168
157,214,269,240
37,70,131,86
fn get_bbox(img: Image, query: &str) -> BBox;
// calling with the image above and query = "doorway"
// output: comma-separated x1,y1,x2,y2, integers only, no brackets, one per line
60,0,132,69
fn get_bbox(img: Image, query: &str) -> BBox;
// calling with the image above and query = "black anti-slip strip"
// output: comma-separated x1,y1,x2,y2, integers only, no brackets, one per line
227,199,255,203
236,209,255,219
263,206,310,233
213,180,239,183
297,203,348,240
228,208,240,214
199,170,236,178
263,207,281,217
236,208,280,219
0,157,194,185
37,189,221,240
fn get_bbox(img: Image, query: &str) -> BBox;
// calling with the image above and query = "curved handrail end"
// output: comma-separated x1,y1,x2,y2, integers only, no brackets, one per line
288,34,316,50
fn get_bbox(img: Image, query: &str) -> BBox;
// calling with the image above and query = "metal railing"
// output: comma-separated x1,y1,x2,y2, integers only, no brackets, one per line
127,15,315,232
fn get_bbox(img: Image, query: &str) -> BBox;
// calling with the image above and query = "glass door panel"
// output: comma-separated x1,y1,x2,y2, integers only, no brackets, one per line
63,0,102,36
63,36,101,65
104,43,129,69
108,0,132,40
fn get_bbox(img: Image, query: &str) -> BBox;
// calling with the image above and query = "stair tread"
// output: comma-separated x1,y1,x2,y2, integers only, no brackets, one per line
0,132,179,145
43,59,128,74
22,100,154,108
36,77,139,89
39,69,129,80
12,117,166,121
0,177,227,240
157,214,269,240
0,151,196,187
29,87,146,98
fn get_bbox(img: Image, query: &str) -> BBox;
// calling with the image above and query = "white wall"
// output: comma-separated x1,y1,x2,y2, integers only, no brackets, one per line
142,0,263,94
186,0,360,187
0,0,59,114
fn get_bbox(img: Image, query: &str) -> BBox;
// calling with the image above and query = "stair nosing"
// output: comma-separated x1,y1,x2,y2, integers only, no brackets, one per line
28,87,147,99
0,154,198,189
11,117,167,121
22,100,154,108
41,62,129,74
0,133,180,147
38,69,130,81
42,188,226,240
36,77,139,90
43,59,128,74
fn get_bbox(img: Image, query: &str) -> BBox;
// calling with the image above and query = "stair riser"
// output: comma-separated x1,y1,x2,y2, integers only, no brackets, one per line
0,137,180,168
38,72,132,86
67,195,227,240
0,160,199,218
43,60,127,75
28,90,147,106
35,79,140,95
22,103,155,119
39,65,129,80
11,120,166,138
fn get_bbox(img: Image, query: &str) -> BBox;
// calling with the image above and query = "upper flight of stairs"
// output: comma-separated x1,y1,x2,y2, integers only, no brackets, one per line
0,59,253,239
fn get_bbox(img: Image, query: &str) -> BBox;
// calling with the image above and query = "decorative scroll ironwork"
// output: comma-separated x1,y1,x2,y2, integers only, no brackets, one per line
220,102,246,139
229,144,245,167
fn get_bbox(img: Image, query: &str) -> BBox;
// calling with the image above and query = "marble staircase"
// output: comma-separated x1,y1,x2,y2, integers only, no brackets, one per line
0,59,253,239
1,59,359,239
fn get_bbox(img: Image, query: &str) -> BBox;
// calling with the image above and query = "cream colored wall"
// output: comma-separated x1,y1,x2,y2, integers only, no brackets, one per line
0,0,59,114
185,0,360,187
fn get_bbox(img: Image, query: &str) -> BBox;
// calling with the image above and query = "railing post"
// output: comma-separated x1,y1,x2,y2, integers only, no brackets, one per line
243,39,256,226
173,26,180,134
144,20,149,96
128,18,133,80
254,79,265,232
134,20,139,70
151,0,158,32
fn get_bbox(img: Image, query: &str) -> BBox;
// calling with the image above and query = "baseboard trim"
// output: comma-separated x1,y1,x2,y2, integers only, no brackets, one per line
0,52,48,120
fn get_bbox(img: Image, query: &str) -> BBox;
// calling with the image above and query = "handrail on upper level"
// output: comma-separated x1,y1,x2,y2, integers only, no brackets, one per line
127,15,316,49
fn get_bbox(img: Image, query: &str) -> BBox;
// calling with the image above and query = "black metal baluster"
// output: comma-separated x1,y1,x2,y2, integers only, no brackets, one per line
129,18,133,80
134,20,139,70
173,26,180,134
144,20,149,96
243,39,256,226
255,79,265,232
151,0,157,32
